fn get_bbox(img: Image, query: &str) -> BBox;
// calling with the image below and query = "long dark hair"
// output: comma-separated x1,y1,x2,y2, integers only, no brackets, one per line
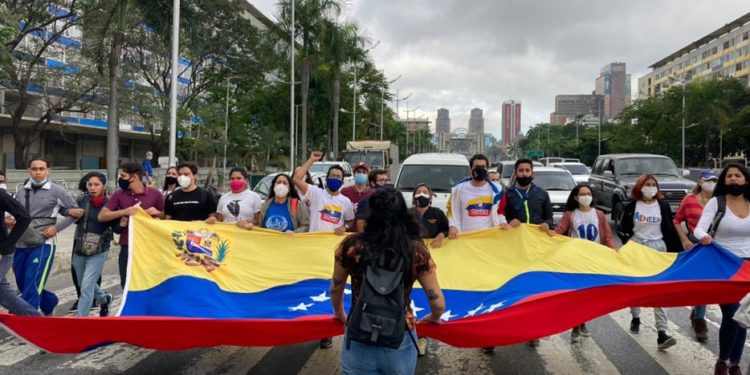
341,187,422,278
714,163,750,200
161,166,178,191
78,171,106,193
267,173,300,200
565,183,597,211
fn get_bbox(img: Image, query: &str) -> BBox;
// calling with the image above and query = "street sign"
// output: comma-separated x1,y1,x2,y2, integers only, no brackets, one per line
526,150,544,158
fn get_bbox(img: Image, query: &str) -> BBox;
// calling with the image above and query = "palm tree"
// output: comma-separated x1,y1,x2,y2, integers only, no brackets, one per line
319,20,366,160
279,0,342,161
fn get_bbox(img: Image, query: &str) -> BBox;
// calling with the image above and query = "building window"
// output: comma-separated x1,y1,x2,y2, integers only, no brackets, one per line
724,41,730,49
739,63,744,72
744,32,749,41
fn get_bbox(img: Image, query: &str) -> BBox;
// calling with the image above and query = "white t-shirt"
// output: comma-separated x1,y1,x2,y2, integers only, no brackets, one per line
305,184,354,232
456,182,495,232
633,200,663,241
571,209,600,243
217,190,262,224
694,197,750,257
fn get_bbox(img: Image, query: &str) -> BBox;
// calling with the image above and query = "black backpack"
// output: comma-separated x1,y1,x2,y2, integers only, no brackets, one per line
708,195,727,237
346,248,415,349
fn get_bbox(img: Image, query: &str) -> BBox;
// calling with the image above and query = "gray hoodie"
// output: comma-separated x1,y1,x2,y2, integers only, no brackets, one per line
14,179,78,236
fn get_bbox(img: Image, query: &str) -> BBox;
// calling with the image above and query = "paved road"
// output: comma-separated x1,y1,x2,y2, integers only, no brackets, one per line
0,224,745,374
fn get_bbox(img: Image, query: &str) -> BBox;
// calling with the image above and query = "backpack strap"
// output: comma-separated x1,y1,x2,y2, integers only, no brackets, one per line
708,195,727,237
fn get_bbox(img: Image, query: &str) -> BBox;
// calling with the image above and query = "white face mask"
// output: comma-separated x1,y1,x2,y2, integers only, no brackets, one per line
0,183,6,190
577,195,593,207
702,181,716,193
177,175,192,188
274,184,289,198
641,186,658,199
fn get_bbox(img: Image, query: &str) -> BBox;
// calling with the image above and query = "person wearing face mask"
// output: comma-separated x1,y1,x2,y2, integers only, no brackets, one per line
99,162,164,289
488,170,501,184
206,167,261,225
62,172,120,317
293,151,354,350
617,174,681,351
243,173,310,233
10,158,82,316
503,158,554,232
353,169,391,233
341,162,373,232
164,162,219,222
673,169,719,343
553,183,615,343
446,154,508,241
160,166,179,197
409,183,450,249
693,163,750,375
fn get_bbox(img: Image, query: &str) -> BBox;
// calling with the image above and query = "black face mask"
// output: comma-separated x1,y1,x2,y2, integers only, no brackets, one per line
415,196,430,208
726,184,746,197
118,178,131,190
516,176,533,187
165,176,178,186
472,167,488,181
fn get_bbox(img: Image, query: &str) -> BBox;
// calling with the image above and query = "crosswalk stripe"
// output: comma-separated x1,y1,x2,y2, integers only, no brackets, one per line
61,344,152,372
416,339,494,374
0,338,42,366
298,337,343,375
609,308,716,374
566,328,621,375
536,334,593,374
189,347,273,375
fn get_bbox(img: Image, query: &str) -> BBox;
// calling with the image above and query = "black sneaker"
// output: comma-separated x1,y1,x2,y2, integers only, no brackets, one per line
528,339,540,347
570,326,581,343
68,300,78,314
657,330,676,350
579,323,590,337
630,317,641,334
99,293,113,317
319,337,333,349
481,346,495,354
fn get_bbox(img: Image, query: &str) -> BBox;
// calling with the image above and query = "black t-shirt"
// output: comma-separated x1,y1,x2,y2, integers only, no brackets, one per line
409,207,450,238
165,187,219,221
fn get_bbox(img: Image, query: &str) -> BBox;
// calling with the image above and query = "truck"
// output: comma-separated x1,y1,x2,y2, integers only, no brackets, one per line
341,141,400,179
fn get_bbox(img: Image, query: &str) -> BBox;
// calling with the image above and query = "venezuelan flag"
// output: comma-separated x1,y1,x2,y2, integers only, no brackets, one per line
1,210,749,353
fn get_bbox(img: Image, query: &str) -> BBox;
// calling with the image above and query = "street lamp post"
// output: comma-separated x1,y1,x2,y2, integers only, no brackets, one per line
380,73,401,141
223,76,230,181
289,0,295,169
168,0,180,167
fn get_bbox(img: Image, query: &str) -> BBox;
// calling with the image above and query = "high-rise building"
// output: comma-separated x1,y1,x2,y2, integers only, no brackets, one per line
595,62,631,120
502,100,522,146
638,12,750,99
549,94,603,125
436,108,450,134
468,108,484,135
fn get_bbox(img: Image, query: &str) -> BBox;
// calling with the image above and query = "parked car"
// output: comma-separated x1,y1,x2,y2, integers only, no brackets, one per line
588,153,695,228
395,153,469,212
497,160,544,187
539,157,564,166
549,162,590,184
508,167,577,224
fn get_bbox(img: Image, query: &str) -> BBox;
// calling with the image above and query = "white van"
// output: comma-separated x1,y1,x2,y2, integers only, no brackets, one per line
394,153,470,212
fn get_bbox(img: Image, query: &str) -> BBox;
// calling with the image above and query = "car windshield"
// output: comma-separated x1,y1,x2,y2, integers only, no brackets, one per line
616,158,679,177
309,163,334,174
342,151,385,168
500,164,515,179
562,164,589,175
397,165,469,192
523,171,576,191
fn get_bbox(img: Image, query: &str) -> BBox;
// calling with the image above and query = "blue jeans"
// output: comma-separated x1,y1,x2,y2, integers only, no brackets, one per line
693,305,707,320
342,330,417,375
72,251,109,317
0,254,40,316
719,303,746,364
119,245,128,289
13,244,58,315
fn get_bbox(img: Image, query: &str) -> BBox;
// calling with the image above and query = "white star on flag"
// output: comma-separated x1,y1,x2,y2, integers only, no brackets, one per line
310,291,330,302
465,303,485,317
410,301,424,316
344,288,352,295
441,310,457,321
289,302,314,312
483,301,505,313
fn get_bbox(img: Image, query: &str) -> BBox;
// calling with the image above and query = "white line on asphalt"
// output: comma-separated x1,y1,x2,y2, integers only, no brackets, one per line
60,343,152,372
298,337,343,375
421,339,494,374
609,308,715,374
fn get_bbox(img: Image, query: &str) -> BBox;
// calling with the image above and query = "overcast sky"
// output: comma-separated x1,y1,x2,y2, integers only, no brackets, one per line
249,0,749,141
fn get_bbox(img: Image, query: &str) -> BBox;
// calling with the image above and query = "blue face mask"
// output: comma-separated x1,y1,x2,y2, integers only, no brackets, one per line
354,173,368,185
326,177,343,192
31,178,48,187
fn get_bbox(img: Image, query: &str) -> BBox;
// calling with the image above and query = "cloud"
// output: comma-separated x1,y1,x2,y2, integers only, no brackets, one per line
249,0,749,139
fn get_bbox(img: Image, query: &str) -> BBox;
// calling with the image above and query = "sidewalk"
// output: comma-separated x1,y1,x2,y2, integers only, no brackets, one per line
50,227,121,276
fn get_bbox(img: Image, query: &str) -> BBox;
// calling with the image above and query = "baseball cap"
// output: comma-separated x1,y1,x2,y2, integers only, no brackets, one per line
353,162,370,173
699,169,719,181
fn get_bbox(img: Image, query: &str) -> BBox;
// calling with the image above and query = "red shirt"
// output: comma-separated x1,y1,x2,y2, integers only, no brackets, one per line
672,194,704,233
105,186,164,246
341,185,372,232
